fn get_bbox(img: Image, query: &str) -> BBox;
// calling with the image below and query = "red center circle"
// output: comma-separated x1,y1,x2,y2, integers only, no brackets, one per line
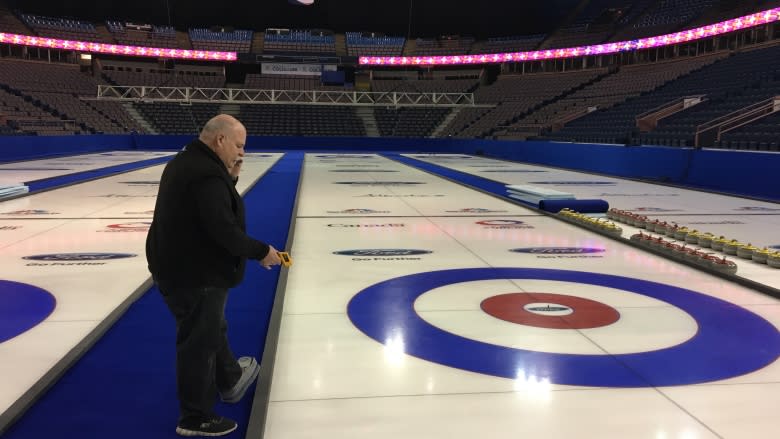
480,292,620,329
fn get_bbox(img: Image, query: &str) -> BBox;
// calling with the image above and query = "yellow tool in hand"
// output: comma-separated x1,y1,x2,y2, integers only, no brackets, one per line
278,251,293,267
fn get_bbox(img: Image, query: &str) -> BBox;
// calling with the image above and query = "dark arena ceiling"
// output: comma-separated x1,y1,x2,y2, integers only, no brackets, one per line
4,0,583,39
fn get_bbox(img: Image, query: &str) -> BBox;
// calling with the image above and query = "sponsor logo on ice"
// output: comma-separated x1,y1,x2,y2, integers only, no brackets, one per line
329,170,398,173
0,167,70,170
355,194,445,198
100,222,151,232
481,169,547,173
735,206,780,211
509,247,604,258
415,155,472,159
92,194,156,198
629,207,681,212
326,208,390,214
2,209,58,215
316,155,373,159
529,181,615,185
526,304,572,313
22,253,137,266
446,208,508,213
23,252,137,261
599,193,679,197
334,181,424,186
334,249,432,256
327,223,405,228
120,181,160,185
510,247,605,254
476,219,534,229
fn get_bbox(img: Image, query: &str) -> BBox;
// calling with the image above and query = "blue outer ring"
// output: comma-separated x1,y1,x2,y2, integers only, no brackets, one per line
347,268,780,387
0,280,57,343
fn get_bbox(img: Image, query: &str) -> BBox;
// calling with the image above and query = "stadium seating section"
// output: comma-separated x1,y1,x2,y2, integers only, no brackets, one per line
0,1,778,148
346,32,405,57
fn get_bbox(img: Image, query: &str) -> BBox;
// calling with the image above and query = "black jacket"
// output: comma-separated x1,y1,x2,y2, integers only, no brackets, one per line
146,139,270,288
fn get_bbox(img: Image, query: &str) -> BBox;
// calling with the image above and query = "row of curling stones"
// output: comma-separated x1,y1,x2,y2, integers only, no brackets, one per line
630,232,738,274
608,209,701,239
711,239,780,268
607,208,780,268
608,209,702,239
558,208,622,236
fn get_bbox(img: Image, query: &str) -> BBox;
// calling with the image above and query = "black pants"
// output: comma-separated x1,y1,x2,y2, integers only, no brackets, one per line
159,283,243,423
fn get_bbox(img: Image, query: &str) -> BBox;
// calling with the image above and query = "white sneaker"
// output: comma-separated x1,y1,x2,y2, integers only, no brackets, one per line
220,357,259,403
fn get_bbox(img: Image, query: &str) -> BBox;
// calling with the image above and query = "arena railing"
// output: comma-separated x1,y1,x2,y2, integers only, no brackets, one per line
94,85,488,108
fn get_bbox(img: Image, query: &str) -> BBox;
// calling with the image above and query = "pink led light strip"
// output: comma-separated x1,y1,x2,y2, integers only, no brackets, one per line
360,8,780,67
0,33,237,62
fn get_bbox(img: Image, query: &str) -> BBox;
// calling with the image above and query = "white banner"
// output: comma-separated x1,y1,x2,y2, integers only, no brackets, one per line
261,63,337,76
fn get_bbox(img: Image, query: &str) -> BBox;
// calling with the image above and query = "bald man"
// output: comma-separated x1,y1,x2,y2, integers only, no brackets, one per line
146,114,281,436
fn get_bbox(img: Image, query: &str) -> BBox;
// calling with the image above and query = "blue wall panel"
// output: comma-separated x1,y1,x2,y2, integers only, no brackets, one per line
133,135,463,152
0,135,131,161
685,149,779,200
1,135,777,202
476,141,693,182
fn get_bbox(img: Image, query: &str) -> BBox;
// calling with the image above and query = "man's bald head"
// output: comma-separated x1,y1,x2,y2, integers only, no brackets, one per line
199,114,244,147
199,114,247,171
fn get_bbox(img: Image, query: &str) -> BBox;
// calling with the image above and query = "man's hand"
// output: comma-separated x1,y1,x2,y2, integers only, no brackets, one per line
228,159,243,180
259,245,282,270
